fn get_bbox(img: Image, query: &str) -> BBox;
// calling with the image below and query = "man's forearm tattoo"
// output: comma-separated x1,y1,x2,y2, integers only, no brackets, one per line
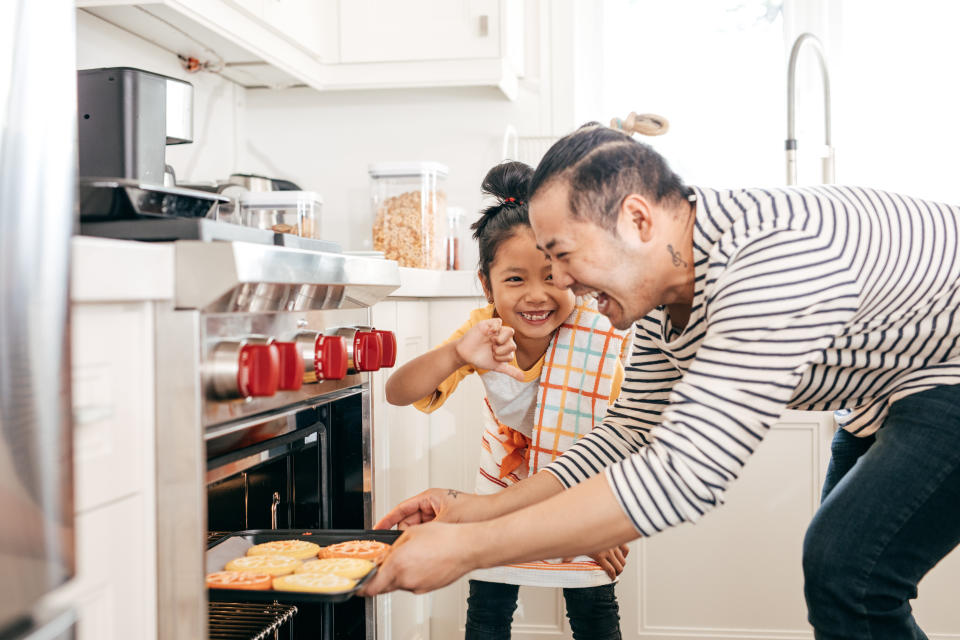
667,244,688,267
447,489,460,499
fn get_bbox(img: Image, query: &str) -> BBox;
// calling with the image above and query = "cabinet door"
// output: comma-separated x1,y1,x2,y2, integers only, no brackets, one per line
371,300,433,640
264,0,337,60
225,0,266,19
339,0,501,63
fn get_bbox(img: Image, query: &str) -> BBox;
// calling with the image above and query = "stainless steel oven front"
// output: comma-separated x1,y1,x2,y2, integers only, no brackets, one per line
153,242,398,640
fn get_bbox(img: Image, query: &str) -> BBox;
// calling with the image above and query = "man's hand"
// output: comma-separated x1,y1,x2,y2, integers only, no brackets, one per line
455,318,524,381
374,488,485,530
360,521,477,595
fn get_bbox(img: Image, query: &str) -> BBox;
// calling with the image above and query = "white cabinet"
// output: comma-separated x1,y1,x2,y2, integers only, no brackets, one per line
44,301,159,640
76,0,524,97
371,299,435,640
40,237,174,640
339,0,501,63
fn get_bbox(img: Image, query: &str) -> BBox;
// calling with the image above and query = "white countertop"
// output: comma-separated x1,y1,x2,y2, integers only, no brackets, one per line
71,237,480,303
389,267,485,299
71,235,174,303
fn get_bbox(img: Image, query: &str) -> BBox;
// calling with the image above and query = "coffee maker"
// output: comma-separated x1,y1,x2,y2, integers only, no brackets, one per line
78,67,193,184
76,67,266,242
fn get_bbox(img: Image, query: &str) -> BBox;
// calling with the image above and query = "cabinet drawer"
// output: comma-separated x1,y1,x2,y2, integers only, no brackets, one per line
71,303,155,512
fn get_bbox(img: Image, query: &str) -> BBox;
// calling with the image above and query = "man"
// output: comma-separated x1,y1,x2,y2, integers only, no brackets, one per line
363,124,960,639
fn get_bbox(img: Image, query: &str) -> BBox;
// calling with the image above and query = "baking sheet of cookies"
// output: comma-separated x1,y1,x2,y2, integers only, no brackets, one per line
206,529,401,604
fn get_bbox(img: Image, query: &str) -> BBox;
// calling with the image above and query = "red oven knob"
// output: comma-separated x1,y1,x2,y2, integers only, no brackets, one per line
315,334,348,381
374,329,397,368
274,341,303,391
353,330,382,372
237,343,279,397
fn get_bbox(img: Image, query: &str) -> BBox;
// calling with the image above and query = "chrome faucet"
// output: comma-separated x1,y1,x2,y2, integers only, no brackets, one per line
786,33,834,185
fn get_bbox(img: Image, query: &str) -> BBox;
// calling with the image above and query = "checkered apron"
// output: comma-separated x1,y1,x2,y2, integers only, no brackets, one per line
470,299,630,588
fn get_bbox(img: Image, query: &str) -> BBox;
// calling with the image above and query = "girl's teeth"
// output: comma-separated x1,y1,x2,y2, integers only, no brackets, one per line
520,311,550,320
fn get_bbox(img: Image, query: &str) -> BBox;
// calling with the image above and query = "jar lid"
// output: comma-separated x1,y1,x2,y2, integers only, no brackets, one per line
238,190,323,206
368,162,449,178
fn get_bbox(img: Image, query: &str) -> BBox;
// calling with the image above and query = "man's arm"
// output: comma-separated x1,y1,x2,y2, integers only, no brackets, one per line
363,473,635,595
375,469,565,529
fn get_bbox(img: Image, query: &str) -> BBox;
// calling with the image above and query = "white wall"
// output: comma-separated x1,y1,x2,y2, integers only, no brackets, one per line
75,9,245,185
829,0,960,204
239,0,579,253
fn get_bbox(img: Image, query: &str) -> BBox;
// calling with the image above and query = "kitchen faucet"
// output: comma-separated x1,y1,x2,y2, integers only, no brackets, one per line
786,32,834,185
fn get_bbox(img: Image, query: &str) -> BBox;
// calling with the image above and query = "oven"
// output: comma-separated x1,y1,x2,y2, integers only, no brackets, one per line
152,241,399,640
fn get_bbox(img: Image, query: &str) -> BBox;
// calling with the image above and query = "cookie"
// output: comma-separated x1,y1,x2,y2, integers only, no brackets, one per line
273,572,356,593
225,554,301,576
247,539,321,560
296,557,375,579
206,570,272,591
318,539,390,562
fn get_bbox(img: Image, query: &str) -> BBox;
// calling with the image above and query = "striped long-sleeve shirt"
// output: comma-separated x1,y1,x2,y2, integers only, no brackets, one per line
543,186,960,536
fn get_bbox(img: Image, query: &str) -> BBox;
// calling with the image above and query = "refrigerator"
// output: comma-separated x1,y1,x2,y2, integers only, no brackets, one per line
0,0,78,638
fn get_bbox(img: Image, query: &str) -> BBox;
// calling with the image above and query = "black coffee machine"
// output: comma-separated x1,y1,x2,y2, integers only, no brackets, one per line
75,67,256,242
78,66,193,185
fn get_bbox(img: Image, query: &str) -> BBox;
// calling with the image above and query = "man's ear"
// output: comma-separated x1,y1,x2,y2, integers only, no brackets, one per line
479,271,494,304
618,193,654,243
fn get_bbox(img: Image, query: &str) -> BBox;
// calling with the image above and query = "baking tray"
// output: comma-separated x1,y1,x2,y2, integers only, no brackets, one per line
206,529,401,604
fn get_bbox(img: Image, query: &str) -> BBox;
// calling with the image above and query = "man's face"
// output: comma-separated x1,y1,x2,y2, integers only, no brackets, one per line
529,181,667,330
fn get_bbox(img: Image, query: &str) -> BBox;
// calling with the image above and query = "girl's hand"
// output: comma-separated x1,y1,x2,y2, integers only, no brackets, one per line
562,544,630,580
455,318,524,381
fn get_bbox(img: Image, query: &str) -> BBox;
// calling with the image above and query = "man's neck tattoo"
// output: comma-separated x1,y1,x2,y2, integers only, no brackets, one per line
447,489,460,499
667,244,688,268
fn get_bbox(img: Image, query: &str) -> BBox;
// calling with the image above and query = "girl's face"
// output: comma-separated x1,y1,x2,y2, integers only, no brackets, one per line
480,227,576,341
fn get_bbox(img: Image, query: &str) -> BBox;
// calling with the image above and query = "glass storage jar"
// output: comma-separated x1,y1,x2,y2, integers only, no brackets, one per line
368,162,447,269
239,190,322,238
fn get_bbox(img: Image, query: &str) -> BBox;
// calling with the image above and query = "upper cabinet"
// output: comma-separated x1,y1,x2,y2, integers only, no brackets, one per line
339,0,500,63
76,0,524,98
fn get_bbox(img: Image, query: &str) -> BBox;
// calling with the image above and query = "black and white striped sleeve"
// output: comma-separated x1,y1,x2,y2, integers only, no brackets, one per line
543,325,681,487
606,227,860,536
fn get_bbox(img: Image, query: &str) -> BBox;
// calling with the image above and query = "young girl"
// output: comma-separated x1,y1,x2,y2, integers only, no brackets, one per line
385,161,630,640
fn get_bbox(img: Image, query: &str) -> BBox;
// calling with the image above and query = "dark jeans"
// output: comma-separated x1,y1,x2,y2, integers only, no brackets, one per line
465,579,621,640
804,384,960,639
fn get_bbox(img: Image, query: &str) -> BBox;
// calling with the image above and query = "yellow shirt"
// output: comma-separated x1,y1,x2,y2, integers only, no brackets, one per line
413,304,624,415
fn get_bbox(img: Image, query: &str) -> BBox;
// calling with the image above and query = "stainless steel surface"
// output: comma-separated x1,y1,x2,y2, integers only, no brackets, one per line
207,340,246,400
207,602,297,640
79,178,229,219
361,383,376,640
154,306,207,640
0,0,76,632
228,174,302,192
786,32,834,185
7,609,76,640
201,310,369,427
164,76,193,145
229,173,275,192
174,241,400,313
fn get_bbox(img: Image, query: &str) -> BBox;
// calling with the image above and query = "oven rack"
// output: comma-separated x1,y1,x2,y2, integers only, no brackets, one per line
208,601,298,640
208,530,232,545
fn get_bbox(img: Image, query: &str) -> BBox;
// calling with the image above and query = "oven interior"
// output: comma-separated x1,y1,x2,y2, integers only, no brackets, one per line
207,392,369,640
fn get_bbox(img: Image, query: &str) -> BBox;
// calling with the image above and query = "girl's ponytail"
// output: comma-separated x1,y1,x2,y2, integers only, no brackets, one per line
471,161,534,278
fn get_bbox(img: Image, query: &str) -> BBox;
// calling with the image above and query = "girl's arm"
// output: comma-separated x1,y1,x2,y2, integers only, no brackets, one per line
385,317,524,406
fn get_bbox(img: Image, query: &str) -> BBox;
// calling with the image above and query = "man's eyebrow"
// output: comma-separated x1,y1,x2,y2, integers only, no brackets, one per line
536,239,557,252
